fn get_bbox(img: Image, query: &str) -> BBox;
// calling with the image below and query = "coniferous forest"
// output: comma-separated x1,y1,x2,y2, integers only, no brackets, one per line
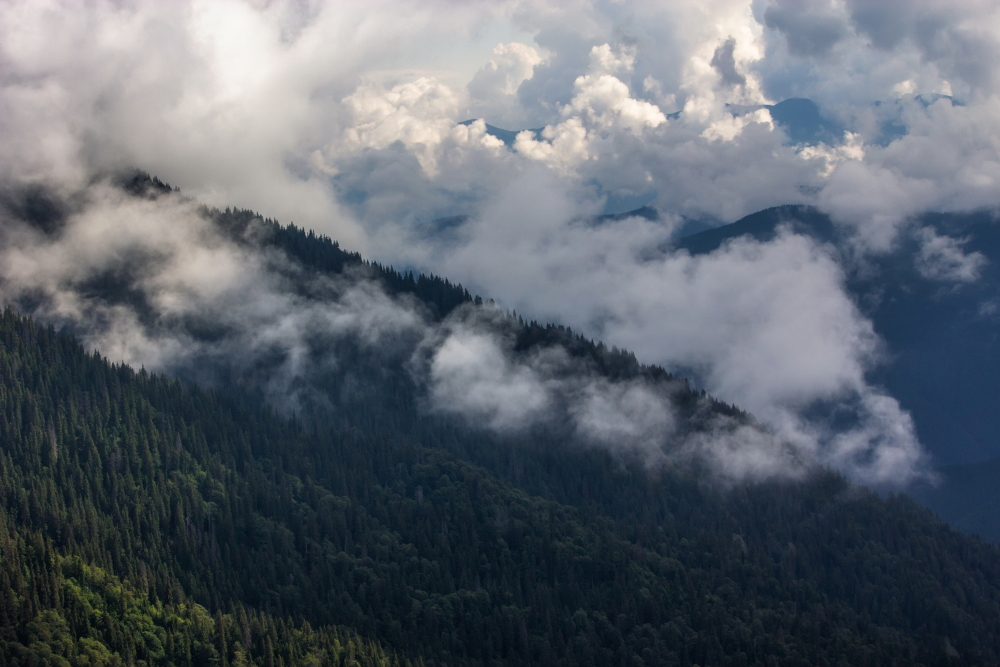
1,177,1000,666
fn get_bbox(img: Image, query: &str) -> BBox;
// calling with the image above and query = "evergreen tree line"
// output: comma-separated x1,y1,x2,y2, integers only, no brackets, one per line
0,174,998,666
1,309,1000,666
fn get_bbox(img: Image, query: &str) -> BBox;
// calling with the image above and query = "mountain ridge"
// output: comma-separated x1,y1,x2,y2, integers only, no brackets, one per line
3,307,1000,665
672,203,1000,541
2,174,1000,664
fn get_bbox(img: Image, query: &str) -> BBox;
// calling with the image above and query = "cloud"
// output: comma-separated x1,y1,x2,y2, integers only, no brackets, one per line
386,171,929,485
0,176,841,485
711,37,748,87
9,0,1000,486
422,315,554,430
588,43,636,76
0,0,379,248
511,44,666,173
915,227,987,282
565,74,667,133
570,378,675,452
844,0,1000,92
418,304,815,481
824,392,924,486
0,181,428,412
763,0,850,58
821,96,1000,251
681,417,808,482
5,0,998,235
466,42,544,127
338,77,483,176
470,42,544,98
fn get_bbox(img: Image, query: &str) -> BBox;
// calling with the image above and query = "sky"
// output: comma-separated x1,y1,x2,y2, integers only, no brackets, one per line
3,0,1000,486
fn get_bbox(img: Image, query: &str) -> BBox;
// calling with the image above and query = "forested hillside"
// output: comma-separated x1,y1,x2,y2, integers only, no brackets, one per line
5,0,1000,661
675,204,1000,541
3,308,1000,666
675,204,1000,468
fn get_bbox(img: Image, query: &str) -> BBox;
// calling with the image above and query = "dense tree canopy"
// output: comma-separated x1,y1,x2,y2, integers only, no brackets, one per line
0,175,998,666
1,307,999,666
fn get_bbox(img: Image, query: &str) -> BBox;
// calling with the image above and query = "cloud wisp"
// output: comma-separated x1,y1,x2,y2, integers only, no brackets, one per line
390,172,928,486
0,178,926,485
417,306,816,483
0,182,428,413
7,0,1000,484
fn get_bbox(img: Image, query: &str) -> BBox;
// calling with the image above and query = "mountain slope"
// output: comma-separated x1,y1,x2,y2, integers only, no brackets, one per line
3,176,1000,664
677,205,1000,465
675,205,1000,541
4,300,1000,665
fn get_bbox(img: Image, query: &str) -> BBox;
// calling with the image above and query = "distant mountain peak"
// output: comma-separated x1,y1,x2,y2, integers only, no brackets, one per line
725,98,844,146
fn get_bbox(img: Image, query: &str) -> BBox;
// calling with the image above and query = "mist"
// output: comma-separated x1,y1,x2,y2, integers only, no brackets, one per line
6,0,1000,486
0,177,814,484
